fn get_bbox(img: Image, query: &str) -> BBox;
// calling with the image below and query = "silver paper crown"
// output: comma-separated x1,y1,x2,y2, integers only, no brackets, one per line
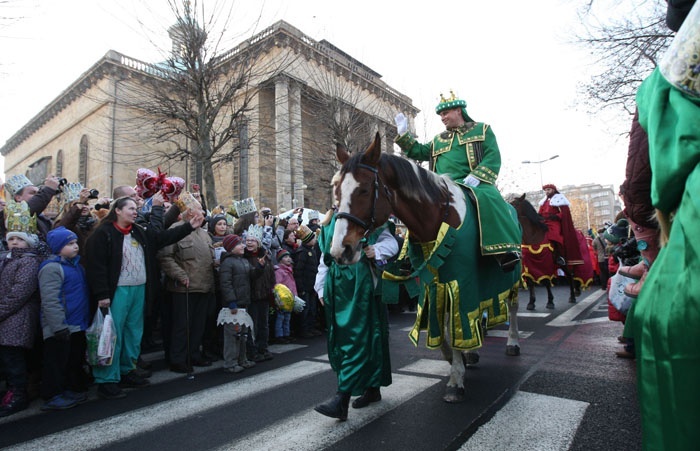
660,1,700,98
245,224,264,243
61,182,83,204
4,174,33,197
232,197,257,217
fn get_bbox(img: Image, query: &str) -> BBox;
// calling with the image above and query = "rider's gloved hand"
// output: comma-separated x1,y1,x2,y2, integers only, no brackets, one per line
463,175,481,187
395,113,408,135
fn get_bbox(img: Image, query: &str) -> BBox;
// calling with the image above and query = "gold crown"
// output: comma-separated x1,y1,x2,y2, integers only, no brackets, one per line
4,199,38,234
439,90,458,103
436,89,467,114
245,224,264,243
232,197,257,217
4,174,34,197
173,191,202,215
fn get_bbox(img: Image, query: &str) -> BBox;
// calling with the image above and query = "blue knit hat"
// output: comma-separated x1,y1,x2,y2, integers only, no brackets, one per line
46,226,78,255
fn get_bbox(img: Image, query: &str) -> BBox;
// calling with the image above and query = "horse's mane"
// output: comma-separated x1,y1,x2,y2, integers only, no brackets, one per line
342,151,449,203
512,196,548,232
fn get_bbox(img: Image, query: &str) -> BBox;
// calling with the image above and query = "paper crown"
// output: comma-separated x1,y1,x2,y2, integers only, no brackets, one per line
245,224,263,243
60,182,83,204
435,90,467,114
307,210,320,221
232,198,257,217
295,224,315,243
660,1,700,98
4,199,38,234
174,191,202,215
4,174,34,197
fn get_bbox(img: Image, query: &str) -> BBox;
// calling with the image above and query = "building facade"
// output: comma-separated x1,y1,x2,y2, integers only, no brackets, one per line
1,21,418,213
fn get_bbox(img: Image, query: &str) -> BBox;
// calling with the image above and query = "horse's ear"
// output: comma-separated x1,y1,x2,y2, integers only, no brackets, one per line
336,140,350,164
363,132,382,166
518,193,526,201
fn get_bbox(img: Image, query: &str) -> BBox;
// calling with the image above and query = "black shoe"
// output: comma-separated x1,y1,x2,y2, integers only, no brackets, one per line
169,363,193,374
97,383,126,400
132,366,152,379
352,388,381,409
136,355,152,370
314,392,350,421
191,359,212,367
119,370,151,388
496,252,520,272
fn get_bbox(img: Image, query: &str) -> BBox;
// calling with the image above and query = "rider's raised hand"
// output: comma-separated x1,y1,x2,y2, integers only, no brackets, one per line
395,113,408,135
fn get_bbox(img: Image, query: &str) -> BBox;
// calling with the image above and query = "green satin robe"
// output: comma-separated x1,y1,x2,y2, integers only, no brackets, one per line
395,123,520,255
628,68,700,450
318,217,392,395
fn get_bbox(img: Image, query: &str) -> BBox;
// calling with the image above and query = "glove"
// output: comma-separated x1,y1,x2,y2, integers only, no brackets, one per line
54,328,71,341
463,175,481,187
395,113,408,135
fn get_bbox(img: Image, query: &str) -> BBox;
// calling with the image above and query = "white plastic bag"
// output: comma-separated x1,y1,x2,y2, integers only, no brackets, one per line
97,308,117,366
609,271,636,315
85,309,104,366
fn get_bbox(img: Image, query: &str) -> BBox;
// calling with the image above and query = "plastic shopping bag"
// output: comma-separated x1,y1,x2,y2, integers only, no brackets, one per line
609,271,636,316
97,308,117,366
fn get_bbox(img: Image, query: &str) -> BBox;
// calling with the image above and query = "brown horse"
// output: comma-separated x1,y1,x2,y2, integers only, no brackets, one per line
509,194,578,308
331,132,522,403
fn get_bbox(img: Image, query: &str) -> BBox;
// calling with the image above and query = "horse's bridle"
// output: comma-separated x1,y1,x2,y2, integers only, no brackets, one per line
336,163,391,237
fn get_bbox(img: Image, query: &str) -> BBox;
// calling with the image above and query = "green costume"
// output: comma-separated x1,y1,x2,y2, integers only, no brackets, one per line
317,216,392,396
627,13,700,449
394,98,520,256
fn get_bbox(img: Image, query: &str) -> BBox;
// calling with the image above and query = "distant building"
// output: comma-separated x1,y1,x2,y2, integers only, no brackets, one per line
0,20,417,212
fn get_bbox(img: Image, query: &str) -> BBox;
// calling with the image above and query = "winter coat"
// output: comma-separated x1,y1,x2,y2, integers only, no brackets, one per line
275,263,298,296
38,255,90,339
245,248,275,304
157,222,215,294
0,248,42,348
292,243,320,298
219,252,261,309
84,220,194,310
621,109,656,228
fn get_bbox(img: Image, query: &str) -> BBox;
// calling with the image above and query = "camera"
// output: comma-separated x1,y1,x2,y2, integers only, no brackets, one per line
88,189,99,199
58,178,68,186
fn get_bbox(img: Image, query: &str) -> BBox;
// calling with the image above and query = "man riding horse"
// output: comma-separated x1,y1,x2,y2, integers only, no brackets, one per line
394,91,521,271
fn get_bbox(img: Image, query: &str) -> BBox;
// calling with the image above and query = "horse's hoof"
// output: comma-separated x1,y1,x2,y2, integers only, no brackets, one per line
464,352,480,366
505,345,520,356
526,302,535,310
546,301,555,309
443,386,465,403
569,297,576,303
574,289,582,297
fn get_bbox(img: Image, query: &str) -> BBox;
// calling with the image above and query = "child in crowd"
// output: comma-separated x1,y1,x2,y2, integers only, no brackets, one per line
38,226,91,410
0,212,43,418
273,249,297,344
218,234,258,373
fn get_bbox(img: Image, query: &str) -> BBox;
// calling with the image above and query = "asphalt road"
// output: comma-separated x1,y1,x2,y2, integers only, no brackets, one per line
0,283,641,451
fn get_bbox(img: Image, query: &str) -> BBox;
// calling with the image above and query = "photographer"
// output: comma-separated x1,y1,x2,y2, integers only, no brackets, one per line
1,174,61,242
53,186,107,263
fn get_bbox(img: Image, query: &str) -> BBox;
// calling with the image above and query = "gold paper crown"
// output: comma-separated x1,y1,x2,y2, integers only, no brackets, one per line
435,89,467,114
211,205,225,216
245,224,264,243
174,191,202,214
4,174,34,197
295,224,315,243
232,197,257,217
4,200,38,234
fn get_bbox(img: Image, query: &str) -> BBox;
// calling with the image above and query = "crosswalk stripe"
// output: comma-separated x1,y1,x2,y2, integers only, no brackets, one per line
458,391,588,450
9,360,331,451
487,330,533,339
217,372,441,451
398,358,451,377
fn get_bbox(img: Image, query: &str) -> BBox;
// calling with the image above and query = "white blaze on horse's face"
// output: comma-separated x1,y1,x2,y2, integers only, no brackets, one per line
330,172,364,265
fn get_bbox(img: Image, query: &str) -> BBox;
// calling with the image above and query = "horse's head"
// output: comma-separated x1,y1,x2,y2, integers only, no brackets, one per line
330,132,392,265
510,193,548,245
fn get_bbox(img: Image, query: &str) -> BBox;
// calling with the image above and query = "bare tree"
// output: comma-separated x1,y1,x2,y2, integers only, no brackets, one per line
573,0,673,117
115,0,294,208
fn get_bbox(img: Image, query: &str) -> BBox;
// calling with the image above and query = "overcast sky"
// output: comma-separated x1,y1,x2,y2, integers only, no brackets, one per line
0,0,633,194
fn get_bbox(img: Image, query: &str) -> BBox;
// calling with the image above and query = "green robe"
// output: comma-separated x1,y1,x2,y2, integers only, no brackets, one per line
318,217,392,395
395,123,520,255
628,68,700,450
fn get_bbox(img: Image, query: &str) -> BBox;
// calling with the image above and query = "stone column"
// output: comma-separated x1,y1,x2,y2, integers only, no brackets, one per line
289,82,304,207
275,77,292,212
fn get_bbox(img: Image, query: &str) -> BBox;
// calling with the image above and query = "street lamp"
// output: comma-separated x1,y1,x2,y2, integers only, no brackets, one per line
522,155,559,187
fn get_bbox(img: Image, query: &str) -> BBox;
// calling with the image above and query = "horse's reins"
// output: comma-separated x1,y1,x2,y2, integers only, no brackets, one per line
336,163,392,237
